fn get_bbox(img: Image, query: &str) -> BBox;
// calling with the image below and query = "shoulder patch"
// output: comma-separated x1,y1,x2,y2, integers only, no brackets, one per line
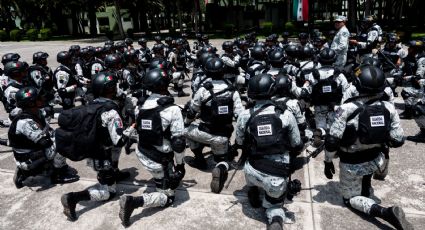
342,32,349,37
335,107,345,118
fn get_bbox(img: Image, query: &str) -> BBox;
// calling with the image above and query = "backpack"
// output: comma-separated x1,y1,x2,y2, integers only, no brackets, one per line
55,101,118,161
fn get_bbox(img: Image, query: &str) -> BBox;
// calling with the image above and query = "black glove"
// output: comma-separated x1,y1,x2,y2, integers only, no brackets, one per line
175,163,185,179
324,161,335,179
58,88,67,97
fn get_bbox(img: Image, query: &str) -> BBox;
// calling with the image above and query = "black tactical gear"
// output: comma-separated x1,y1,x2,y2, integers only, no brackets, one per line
354,65,386,94
318,48,337,65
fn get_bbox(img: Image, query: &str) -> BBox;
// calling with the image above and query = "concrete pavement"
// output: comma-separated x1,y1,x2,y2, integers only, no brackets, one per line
0,39,424,230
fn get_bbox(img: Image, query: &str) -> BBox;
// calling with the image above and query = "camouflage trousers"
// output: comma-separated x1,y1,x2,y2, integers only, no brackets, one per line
184,123,229,156
244,161,289,224
339,153,385,214
135,149,175,208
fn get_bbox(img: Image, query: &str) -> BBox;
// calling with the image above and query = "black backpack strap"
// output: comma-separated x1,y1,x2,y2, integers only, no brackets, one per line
244,102,275,132
295,61,311,77
346,98,381,122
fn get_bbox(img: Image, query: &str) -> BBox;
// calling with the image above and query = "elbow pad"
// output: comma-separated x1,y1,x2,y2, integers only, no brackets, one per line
37,137,53,148
299,88,310,100
171,136,186,153
186,107,197,120
325,135,340,152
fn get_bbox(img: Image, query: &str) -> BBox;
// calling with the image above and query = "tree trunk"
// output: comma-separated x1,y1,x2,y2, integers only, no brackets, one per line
114,0,125,38
365,0,373,16
347,0,357,30
177,0,183,33
139,0,149,34
71,8,79,35
88,4,97,36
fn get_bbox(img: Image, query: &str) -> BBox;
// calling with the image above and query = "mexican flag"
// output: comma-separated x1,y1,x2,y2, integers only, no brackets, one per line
292,0,309,21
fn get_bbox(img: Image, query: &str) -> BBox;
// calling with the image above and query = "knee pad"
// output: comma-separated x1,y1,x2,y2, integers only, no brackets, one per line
154,178,171,191
265,193,285,205
97,170,115,186
171,136,186,153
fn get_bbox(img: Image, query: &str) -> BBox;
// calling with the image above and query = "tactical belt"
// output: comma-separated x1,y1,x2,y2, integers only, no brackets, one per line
139,145,173,164
338,148,381,164
249,157,290,178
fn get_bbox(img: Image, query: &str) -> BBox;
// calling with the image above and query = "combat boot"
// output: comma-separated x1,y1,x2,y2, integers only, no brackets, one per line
267,216,284,230
210,163,228,194
119,195,144,227
61,190,90,221
406,129,425,143
186,148,207,170
247,186,261,208
114,169,131,182
399,106,414,119
370,205,413,230
177,87,189,97
51,166,79,184
13,168,27,189
0,138,8,146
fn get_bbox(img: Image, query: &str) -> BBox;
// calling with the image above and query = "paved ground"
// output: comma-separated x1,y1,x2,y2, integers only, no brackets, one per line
0,40,424,230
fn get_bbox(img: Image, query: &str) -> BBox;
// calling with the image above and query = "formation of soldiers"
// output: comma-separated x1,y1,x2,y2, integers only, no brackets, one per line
0,15,424,230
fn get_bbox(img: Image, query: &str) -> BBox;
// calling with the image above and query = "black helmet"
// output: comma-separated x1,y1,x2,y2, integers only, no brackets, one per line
181,33,188,38
152,43,165,53
105,40,114,46
123,49,139,63
299,45,314,59
165,36,173,42
115,41,126,48
196,33,202,40
4,61,29,77
32,52,49,64
138,38,148,45
2,53,21,65
103,44,113,53
318,48,337,65
255,41,266,47
251,45,266,60
92,72,118,97
69,45,81,55
57,51,72,64
361,16,374,29
361,57,382,69
202,35,209,40
222,41,234,51
149,58,170,70
175,38,185,46
354,65,386,94
268,49,285,67
95,46,104,56
248,73,275,99
200,45,216,54
124,38,133,45
104,54,123,69
238,39,249,48
154,35,162,42
15,87,39,108
143,69,169,92
298,32,308,40
285,44,299,58
204,58,224,77
282,31,290,38
200,52,216,67
274,73,292,97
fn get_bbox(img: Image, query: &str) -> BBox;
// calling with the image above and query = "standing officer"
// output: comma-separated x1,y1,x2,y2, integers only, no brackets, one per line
331,16,350,69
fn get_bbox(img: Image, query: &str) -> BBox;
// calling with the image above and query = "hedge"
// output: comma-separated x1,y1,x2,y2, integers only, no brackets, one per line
26,29,39,41
39,28,52,41
0,30,8,41
9,29,22,41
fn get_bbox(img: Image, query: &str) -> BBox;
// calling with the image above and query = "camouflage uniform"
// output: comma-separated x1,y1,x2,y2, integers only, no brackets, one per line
342,84,395,105
236,102,302,224
325,95,404,214
85,97,124,201
185,80,244,163
119,93,185,214
331,25,350,68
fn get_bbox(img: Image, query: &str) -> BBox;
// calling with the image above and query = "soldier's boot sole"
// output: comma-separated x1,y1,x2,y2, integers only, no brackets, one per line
210,166,227,194
385,206,414,230
61,193,77,221
119,196,135,227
